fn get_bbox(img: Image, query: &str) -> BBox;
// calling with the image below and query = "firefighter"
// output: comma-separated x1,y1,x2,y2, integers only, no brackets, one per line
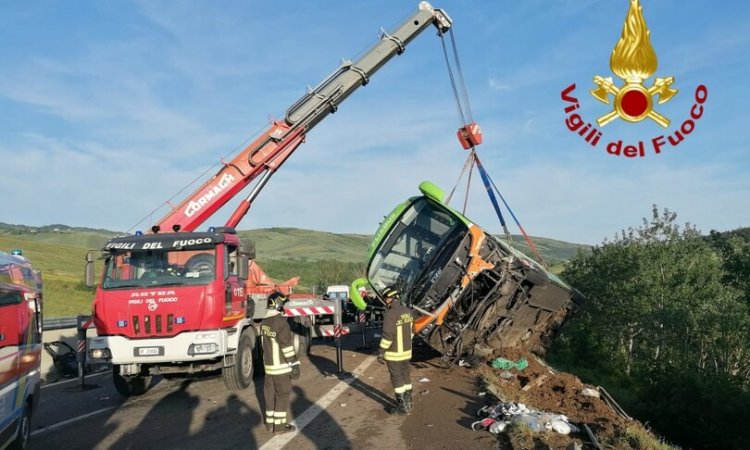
377,286,415,415
260,290,301,433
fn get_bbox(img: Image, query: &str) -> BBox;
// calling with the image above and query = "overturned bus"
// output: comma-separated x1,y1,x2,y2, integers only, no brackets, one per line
351,181,583,365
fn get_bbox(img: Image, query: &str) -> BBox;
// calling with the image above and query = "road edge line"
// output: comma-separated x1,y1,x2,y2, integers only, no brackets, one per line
260,355,377,450
30,406,115,437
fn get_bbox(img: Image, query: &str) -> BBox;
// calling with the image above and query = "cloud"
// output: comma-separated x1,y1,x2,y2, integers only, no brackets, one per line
0,0,747,250
488,78,511,92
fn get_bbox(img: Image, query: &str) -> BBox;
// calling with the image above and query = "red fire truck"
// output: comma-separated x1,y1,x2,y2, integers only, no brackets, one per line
86,2,453,396
0,250,43,450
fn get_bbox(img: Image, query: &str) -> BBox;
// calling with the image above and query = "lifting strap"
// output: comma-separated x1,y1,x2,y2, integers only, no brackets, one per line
473,154,510,238
474,155,547,268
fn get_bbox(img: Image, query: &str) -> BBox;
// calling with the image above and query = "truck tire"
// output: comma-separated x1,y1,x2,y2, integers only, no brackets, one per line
113,366,151,396
223,330,254,390
185,253,214,273
292,317,312,357
8,402,31,450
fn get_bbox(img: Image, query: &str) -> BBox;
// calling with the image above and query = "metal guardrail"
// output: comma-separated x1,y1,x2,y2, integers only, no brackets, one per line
43,316,79,331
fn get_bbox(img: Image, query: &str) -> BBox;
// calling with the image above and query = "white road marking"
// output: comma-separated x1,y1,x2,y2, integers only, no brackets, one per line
30,407,115,437
260,355,377,450
41,371,110,389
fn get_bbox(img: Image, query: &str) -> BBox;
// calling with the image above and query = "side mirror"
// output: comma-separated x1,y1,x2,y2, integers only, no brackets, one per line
240,241,256,260
84,250,97,287
349,278,370,311
237,255,249,280
237,241,254,281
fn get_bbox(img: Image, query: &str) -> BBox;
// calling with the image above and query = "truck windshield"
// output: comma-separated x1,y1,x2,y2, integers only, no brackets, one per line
102,248,217,289
367,198,467,304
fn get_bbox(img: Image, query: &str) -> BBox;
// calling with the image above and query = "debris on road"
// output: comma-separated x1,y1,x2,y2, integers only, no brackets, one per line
471,348,667,449
581,387,600,398
472,401,579,436
490,357,528,371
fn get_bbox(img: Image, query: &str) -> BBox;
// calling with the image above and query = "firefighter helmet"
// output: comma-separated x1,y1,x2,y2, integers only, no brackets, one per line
382,286,400,303
267,291,288,311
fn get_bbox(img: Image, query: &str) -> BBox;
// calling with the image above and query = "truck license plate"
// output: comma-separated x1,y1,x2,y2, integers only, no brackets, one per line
136,346,162,356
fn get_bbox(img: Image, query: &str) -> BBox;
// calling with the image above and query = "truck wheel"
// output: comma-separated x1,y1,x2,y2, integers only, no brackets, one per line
113,365,151,396
290,316,312,357
185,253,214,273
293,318,312,357
223,330,254,390
8,402,31,450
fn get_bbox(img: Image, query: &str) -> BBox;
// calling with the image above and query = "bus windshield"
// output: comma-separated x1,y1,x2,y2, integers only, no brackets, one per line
102,247,217,289
367,198,466,304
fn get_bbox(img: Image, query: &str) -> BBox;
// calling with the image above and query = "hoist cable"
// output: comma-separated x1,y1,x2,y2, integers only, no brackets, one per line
448,29,474,124
446,150,475,205
438,24,545,267
462,152,476,215
439,31,468,126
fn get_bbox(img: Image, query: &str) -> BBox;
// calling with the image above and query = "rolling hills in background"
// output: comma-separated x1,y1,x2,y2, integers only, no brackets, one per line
0,221,589,316
0,222,589,265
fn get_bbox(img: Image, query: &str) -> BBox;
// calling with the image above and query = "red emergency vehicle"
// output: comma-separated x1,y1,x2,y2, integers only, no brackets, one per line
0,250,43,450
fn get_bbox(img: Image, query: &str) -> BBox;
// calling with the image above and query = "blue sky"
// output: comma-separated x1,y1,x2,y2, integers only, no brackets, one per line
0,1,747,245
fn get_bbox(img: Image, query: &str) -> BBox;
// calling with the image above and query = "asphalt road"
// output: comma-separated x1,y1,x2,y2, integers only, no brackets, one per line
28,333,497,450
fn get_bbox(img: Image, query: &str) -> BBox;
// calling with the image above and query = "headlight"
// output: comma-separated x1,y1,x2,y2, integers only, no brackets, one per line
90,348,112,359
188,343,218,355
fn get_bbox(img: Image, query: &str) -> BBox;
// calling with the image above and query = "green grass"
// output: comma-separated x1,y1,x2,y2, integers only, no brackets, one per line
238,227,371,263
1,235,100,317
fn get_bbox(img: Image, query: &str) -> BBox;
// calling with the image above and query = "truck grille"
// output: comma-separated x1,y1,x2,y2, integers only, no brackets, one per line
132,314,174,335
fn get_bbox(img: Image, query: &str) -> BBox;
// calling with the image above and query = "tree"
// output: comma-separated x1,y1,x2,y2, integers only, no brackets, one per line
550,206,750,449
556,206,748,379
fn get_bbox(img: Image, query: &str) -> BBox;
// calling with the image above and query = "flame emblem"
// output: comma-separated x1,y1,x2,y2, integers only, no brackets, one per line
590,0,677,127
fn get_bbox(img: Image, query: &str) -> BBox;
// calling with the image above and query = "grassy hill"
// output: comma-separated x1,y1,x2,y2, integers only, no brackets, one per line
497,234,590,269
238,227,371,263
1,224,587,317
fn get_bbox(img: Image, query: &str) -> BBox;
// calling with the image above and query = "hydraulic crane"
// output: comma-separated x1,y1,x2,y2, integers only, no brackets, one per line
85,2,453,396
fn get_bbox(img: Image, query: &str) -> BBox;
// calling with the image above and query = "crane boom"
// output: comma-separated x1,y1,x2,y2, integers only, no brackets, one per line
154,2,452,233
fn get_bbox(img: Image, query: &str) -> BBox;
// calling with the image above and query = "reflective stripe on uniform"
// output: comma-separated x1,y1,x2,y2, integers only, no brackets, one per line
384,350,411,361
265,364,292,375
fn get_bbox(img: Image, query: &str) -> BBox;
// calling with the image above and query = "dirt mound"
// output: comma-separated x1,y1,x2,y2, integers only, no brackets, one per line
470,348,657,449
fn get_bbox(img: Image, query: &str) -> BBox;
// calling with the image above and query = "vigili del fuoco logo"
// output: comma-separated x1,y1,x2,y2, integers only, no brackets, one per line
561,0,708,157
